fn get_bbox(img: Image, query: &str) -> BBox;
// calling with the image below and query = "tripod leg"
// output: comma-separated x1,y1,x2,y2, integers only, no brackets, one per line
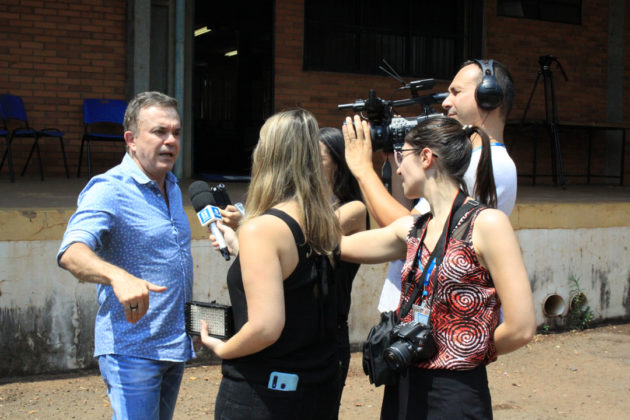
543,69,566,188
549,75,566,189
532,127,537,185
547,125,557,185
549,123,566,188
523,71,543,184
521,71,542,124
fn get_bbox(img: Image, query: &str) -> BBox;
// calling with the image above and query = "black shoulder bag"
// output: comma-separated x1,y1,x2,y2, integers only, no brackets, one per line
362,191,470,387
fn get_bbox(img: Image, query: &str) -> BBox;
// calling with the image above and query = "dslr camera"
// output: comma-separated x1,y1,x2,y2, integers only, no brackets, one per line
383,320,437,372
338,78,446,152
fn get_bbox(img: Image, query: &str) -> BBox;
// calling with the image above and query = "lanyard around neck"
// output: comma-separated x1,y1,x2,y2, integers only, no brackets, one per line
398,189,467,319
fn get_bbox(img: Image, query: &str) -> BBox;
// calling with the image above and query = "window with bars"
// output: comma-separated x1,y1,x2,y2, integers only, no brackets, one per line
497,0,581,24
303,0,483,80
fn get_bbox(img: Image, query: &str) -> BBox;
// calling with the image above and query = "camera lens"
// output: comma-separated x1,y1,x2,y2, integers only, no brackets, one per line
384,341,412,372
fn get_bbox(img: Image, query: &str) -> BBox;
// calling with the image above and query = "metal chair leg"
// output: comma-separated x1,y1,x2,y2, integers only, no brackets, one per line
77,136,86,177
21,137,39,176
20,136,44,181
87,139,92,179
8,142,14,183
36,139,43,181
59,136,69,178
1,135,16,183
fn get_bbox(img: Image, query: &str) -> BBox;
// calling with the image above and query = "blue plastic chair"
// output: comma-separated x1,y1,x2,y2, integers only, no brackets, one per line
77,98,127,178
0,94,69,181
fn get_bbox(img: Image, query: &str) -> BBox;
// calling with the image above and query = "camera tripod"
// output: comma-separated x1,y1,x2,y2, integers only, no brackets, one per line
521,55,568,188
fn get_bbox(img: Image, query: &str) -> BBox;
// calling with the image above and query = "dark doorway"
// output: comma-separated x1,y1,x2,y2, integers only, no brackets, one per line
192,1,273,178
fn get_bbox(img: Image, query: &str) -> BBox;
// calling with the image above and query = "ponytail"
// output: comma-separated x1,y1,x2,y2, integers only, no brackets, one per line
463,125,497,208
405,116,497,209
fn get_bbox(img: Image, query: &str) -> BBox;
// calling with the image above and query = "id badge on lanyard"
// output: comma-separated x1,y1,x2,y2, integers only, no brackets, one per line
413,257,436,325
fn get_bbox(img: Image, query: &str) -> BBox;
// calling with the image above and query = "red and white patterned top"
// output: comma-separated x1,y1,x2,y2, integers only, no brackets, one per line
397,204,500,370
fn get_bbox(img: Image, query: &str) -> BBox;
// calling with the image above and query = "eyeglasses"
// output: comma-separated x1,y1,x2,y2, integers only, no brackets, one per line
393,147,438,167
394,147,421,167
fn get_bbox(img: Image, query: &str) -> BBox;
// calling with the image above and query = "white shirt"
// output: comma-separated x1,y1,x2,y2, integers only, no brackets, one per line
464,143,517,216
377,199,429,312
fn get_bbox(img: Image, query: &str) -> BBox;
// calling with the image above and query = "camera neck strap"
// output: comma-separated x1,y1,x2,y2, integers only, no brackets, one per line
398,190,468,320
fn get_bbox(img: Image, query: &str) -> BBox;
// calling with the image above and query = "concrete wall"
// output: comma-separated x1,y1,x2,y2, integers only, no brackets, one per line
519,227,630,323
2,201,630,376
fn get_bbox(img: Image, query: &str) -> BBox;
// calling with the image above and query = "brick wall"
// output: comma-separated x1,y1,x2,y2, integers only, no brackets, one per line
2,0,628,183
0,0,127,179
274,0,451,129
275,0,630,186
486,0,625,185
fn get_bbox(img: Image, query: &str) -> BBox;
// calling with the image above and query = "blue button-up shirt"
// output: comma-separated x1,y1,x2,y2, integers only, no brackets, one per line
58,154,193,361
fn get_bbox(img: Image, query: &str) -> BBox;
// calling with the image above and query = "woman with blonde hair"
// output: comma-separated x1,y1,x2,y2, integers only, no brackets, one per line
201,109,342,419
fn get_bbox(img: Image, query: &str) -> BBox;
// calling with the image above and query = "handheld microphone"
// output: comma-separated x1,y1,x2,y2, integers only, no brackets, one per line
209,183,246,216
189,180,231,261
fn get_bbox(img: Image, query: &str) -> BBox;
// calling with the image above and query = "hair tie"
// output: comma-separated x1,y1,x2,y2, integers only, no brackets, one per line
463,124,475,138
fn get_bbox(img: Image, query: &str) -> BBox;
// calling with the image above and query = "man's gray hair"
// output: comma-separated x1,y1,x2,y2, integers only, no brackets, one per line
124,91,178,134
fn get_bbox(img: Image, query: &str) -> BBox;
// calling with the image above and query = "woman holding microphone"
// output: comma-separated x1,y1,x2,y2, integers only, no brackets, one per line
200,109,342,420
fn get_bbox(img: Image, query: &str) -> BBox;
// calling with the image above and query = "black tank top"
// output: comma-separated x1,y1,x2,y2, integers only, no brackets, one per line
221,209,338,385
334,200,367,324
335,260,360,324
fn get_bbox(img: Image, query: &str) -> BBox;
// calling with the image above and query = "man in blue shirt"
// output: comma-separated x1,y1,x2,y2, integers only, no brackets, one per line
57,91,193,420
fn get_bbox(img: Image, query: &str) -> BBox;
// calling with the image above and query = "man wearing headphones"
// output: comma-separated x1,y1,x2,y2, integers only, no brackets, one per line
342,59,517,311
443,59,517,215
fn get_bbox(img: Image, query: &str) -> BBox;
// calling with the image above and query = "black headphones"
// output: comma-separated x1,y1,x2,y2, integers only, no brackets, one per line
474,59,503,110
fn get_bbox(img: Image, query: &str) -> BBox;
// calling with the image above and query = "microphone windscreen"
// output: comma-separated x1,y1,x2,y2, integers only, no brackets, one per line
188,181,216,212
189,180,209,198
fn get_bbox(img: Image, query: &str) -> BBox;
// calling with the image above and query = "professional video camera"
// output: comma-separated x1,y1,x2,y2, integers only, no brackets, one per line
338,71,447,151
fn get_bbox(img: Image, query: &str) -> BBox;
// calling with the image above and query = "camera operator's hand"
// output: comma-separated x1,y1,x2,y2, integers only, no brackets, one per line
343,115,375,181
342,114,412,227
209,221,239,256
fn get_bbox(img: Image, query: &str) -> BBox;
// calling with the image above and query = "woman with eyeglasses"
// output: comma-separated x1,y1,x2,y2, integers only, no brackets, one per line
200,109,342,419
341,114,536,420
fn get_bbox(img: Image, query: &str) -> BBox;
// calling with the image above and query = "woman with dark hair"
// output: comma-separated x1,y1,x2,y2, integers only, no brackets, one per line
319,127,367,415
341,114,536,419
320,127,365,207
200,109,342,420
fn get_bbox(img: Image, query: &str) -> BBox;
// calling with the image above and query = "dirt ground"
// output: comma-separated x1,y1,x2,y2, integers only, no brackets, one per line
1,323,629,420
